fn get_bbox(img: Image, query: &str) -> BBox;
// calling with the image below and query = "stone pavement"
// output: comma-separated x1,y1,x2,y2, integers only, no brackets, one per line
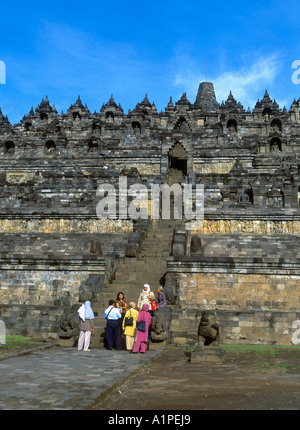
0,345,164,410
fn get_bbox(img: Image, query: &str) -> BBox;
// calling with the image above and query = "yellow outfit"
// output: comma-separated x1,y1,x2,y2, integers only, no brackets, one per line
122,308,139,350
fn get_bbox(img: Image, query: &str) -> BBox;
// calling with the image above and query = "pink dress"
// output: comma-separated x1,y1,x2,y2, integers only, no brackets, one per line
133,304,152,353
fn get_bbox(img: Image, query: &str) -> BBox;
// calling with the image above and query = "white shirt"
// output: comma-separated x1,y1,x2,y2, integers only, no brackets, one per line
104,306,122,320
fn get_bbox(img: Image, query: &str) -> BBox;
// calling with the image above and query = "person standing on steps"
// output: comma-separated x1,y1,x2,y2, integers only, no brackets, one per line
116,292,127,313
116,292,127,323
156,286,167,309
132,304,152,354
78,301,95,352
137,284,155,315
103,300,122,350
116,292,127,348
122,302,139,351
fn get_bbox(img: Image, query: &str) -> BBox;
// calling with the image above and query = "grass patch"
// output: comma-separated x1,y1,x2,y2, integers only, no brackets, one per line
258,362,290,374
184,343,300,357
1,335,42,349
220,344,300,374
221,344,300,356
256,361,300,374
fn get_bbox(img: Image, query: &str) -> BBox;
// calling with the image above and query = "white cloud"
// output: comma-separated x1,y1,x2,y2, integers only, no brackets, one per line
214,54,282,107
172,53,284,109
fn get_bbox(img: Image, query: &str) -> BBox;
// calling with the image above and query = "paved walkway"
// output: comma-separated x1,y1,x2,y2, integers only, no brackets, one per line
0,346,164,410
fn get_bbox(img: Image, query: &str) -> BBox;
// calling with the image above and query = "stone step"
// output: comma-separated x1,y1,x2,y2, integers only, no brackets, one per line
138,255,170,258
146,232,174,239
116,258,165,269
90,335,105,347
113,267,166,274
140,241,172,246
148,226,176,233
112,272,165,280
102,285,160,296
113,268,165,276
113,264,166,274
92,325,106,335
111,270,166,282
94,217,173,300
97,285,145,295
113,263,166,271
139,243,172,248
117,258,167,266
93,220,174,326
95,298,140,307
111,277,163,285
109,284,161,293
115,263,167,273
111,281,164,289
138,249,171,254
96,287,157,300
139,245,171,251
147,226,175,232
139,246,172,253
139,241,172,248
94,287,156,305
138,254,169,260
108,280,160,287
149,230,172,236
138,251,171,256
119,254,169,262
190,346,226,363
115,263,166,272
90,339,104,348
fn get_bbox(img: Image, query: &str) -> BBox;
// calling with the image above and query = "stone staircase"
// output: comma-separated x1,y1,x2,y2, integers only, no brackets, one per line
90,219,176,347
90,168,184,348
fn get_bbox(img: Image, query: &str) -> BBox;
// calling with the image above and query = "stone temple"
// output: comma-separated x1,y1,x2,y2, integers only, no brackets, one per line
1,81,300,347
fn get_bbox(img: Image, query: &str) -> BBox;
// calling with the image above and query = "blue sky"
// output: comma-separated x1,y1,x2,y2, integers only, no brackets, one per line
1,0,300,124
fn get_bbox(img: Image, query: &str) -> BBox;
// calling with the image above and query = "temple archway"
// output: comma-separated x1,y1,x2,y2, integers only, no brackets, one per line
168,142,188,176
271,119,282,132
72,111,81,120
45,140,56,153
227,119,237,133
40,112,48,121
105,111,114,123
263,107,272,118
5,140,15,154
131,121,141,134
270,137,282,152
174,117,191,133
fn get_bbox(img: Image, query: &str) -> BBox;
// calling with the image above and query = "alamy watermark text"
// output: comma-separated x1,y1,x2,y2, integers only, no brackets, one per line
0,60,6,85
96,176,204,230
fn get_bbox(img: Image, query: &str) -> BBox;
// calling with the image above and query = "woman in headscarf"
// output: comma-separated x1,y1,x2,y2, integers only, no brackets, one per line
77,300,95,352
132,304,152,353
137,284,155,313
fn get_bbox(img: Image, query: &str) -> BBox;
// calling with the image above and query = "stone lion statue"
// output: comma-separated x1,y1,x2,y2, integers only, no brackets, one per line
197,311,220,347
59,310,79,345
151,307,172,342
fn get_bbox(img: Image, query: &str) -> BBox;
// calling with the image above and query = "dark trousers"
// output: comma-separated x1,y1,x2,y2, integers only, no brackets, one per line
106,319,122,350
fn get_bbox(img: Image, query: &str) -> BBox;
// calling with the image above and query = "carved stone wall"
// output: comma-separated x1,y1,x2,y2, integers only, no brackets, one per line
0,233,125,339
171,309,300,346
2,82,300,344
167,233,300,345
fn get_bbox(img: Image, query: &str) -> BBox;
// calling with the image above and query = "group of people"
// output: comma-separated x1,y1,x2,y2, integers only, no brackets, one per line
77,284,167,353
